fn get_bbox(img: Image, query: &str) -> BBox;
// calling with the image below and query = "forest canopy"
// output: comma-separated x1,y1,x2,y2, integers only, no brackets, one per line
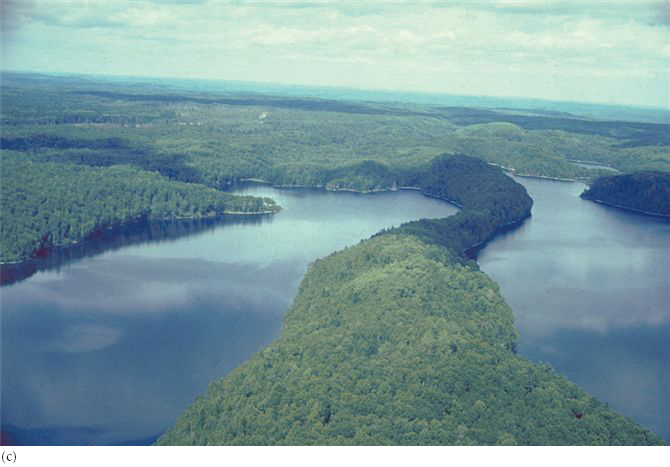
581,171,670,217
0,154,278,263
158,156,660,446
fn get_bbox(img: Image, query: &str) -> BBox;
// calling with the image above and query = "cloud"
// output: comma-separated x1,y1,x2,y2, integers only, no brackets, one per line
50,324,122,353
2,0,668,106
21,0,186,29
653,0,670,25
1,0,34,38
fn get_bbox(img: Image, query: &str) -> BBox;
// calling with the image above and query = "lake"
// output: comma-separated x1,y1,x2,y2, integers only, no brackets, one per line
0,186,457,445
2,178,668,445
477,176,670,443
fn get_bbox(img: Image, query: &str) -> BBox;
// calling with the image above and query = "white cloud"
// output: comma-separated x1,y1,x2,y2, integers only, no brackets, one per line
3,0,669,106
111,5,184,28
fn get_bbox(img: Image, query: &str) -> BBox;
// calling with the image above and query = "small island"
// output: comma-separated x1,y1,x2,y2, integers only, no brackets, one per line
581,172,670,218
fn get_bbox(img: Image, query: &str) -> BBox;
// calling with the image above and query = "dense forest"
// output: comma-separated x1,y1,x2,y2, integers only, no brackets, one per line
388,155,532,255
0,154,278,263
581,171,670,217
2,72,669,190
3,73,667,265
1,73,667,444
158,156,661,445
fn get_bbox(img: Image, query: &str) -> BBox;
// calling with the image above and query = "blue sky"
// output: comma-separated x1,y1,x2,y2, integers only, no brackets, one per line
2,1,669,107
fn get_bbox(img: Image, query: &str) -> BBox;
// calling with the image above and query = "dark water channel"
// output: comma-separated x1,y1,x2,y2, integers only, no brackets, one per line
0,186,456,445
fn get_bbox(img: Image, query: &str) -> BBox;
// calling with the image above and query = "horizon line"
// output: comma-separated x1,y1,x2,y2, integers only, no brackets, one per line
2,68,669,113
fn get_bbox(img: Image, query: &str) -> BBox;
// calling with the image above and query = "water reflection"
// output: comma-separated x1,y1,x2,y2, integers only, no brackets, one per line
477,176,670,442
1,186,457,445
0,215,270,286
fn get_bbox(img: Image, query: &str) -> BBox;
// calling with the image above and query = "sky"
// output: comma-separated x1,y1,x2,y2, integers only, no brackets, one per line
1,0,669,107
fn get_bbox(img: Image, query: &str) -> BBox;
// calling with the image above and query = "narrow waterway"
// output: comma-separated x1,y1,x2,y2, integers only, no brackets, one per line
477,176,670,442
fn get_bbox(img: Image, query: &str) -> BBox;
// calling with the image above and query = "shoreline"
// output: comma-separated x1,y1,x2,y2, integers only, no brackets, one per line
235,177,535,257
0,177,480,273
512,172,580,182
488,161,592,182
581,196,670,219
464,211,532,260
0,209,279,267
6,159,545,269
236,178,526,259
566,159,620,172
238,179,467,209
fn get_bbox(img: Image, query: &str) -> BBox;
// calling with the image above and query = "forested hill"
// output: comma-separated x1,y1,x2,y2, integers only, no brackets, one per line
390,155,532,255
3,73,669,187
581,172,670,218
158,156,661,445
0,154,279,264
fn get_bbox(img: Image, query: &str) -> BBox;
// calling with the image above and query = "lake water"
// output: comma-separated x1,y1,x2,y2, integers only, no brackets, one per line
0,187,457,445
477,176,670,443
2,179,668,445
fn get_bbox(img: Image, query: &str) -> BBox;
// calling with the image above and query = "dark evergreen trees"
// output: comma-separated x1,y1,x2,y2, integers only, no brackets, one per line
581,171,670,217
0,154,278,263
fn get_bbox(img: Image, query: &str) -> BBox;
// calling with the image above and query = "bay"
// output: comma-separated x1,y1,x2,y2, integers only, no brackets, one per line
0,187,457,445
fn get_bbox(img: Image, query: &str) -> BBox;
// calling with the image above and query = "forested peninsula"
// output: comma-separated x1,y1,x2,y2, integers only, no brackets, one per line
3,73,669,267
581,171,670,218
0,154,278,263
2,74,667,444
158,155,662,445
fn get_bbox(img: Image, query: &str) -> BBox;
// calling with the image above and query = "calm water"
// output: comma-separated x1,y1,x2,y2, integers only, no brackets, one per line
2,179,668,445
0,187,457,445
478,177,670,443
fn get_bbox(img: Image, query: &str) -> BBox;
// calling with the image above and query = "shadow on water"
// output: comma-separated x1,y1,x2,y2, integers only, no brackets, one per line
464,215,531,260
0,214,272,287
1,424,160,446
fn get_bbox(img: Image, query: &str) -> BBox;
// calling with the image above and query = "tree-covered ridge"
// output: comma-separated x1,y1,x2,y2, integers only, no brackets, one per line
0,154,279,263
389,155,533,255
2,74,669,189
581,171,670,217
157,156,661,445
157,234,661,446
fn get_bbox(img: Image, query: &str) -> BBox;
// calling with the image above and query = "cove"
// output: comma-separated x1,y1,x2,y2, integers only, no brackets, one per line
477,176,670,443
0,186,457,446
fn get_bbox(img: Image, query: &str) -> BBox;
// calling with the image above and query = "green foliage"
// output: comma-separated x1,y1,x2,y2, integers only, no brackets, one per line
2,74,666,444
157,235,661,446
3,74,668,195
581,171,670,217
0,154,278,262
157,155,660,446
389,155,533,255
